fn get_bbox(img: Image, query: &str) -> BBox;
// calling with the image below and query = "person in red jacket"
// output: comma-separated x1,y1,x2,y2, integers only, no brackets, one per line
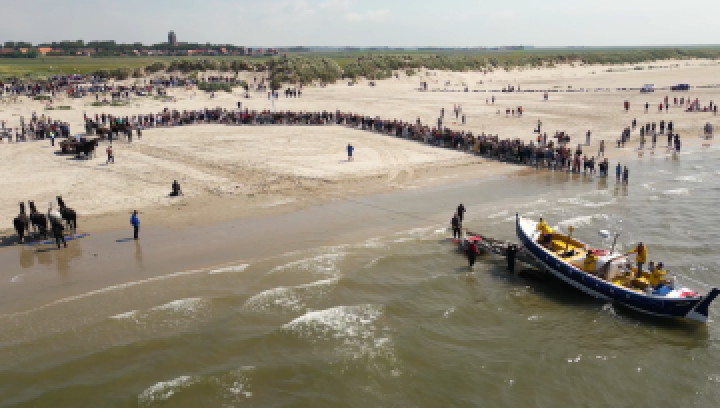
466,240,479,269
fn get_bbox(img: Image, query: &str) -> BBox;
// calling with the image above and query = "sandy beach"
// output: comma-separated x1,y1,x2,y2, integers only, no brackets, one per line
1,59,718,240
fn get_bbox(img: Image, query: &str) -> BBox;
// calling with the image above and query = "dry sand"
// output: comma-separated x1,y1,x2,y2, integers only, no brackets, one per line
1,59,719,236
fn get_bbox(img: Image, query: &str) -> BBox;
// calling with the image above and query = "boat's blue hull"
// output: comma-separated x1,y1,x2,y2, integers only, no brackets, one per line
516,216,718,322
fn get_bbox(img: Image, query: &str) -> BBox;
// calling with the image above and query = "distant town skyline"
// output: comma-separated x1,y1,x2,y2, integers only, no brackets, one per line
2,0,720,47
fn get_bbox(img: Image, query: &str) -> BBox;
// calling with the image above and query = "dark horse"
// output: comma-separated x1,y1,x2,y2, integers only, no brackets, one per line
13,202,30,243
56,196,77,231
77,139,100,159
28,200,49,239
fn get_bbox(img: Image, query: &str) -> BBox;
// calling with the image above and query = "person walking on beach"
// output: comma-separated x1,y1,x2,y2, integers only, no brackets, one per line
622,166,629,184
106,145,114,164
598,140,605,157
616,162,622,182
131,210,140,240
586,130,591,146
457,204,466,224
346,143,354,161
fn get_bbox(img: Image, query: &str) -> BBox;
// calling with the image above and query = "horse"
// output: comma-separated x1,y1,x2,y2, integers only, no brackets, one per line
56,196,77,231
77,139,99,159
28,200,48,239
13,203,30,243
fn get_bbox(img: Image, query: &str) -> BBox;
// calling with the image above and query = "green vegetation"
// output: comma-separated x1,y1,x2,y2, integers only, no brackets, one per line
2,47,720,85
33,95,51,100
90,100,129,107
45,105,72,110
266,56,343,86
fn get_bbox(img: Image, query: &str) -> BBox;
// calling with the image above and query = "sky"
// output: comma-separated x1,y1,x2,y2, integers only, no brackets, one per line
2,0,720,47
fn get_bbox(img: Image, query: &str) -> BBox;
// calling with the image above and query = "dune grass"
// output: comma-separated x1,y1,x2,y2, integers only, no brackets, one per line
2,48,719,85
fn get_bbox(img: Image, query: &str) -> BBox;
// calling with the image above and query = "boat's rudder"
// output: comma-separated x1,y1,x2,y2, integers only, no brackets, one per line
686,288,720,323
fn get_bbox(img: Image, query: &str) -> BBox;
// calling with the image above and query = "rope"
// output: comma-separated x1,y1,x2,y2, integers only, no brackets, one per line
340,196,446,226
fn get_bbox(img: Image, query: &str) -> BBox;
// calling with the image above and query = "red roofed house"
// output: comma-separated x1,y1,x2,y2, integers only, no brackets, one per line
36,47,56,55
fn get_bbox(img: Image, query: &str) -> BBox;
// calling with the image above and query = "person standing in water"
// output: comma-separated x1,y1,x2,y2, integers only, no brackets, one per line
457,204,466,224
131,210,140,240
50,217,67,248
451,213,461,240
450,213,462,239
506,244,519,273
466,239,479,269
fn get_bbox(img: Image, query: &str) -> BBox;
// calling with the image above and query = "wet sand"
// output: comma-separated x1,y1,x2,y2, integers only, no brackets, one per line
0,168,600,316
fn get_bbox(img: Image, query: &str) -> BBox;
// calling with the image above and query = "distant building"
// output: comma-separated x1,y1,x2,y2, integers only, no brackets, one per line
37,47,56,56
168,31,177,46
77,48,96,56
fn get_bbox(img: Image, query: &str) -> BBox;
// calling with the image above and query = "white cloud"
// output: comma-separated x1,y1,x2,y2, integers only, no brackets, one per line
345,9,390,22
319,0,354,10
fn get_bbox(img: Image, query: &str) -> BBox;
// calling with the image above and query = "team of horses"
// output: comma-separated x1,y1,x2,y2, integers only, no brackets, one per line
12,196,77,244
60,138,100,158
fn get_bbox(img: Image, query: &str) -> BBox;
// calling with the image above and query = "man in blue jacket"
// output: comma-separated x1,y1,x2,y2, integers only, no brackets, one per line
131,210,140,240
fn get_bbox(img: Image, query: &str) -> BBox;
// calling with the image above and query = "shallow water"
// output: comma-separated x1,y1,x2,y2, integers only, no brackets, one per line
2,145,720,407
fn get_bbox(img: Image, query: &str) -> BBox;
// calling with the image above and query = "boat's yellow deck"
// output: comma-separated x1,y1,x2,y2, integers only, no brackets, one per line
541,234,668,292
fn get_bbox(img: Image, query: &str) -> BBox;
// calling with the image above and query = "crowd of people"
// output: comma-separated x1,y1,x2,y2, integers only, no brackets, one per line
74,105,637,183
618,118,683,151
626,96,718,115
0,113,71,143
